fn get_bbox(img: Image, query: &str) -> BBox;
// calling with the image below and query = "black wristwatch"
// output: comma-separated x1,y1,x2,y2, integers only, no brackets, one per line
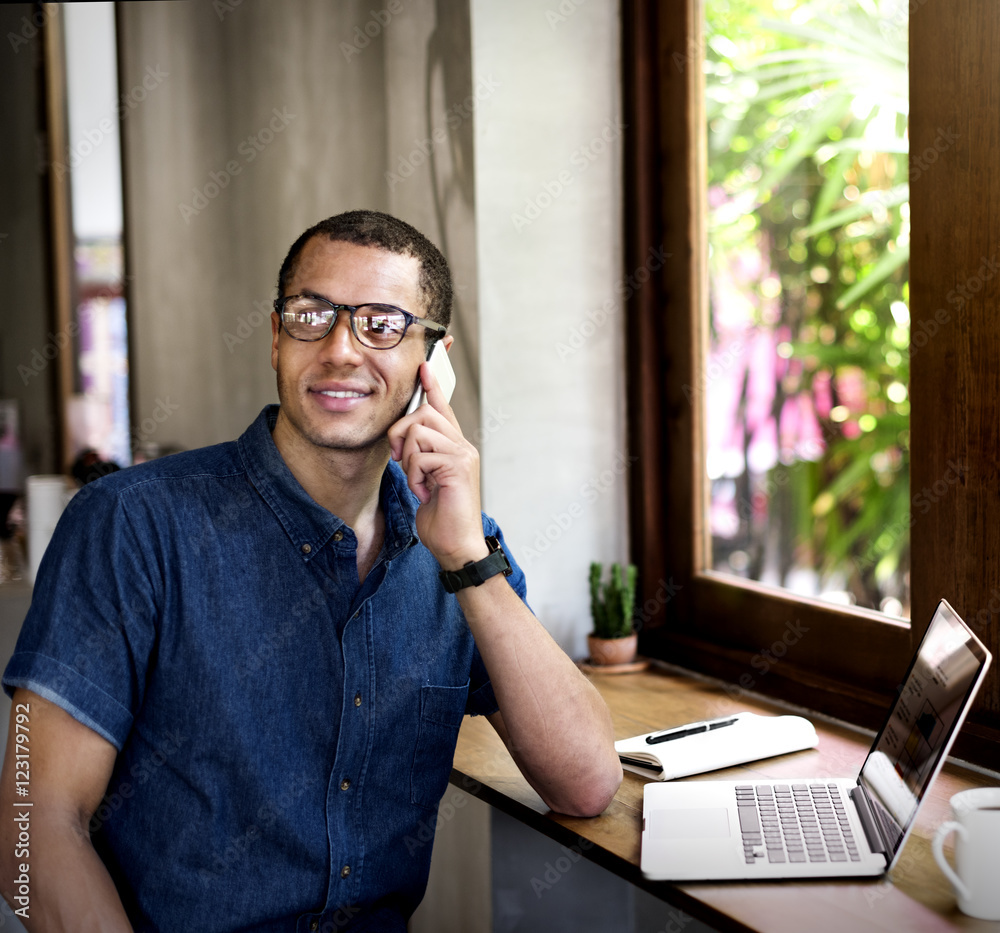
438,535,513,593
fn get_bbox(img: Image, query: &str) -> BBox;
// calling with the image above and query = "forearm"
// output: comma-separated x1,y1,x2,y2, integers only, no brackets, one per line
458,575,622,816
0,817,133,932
0,691,132,932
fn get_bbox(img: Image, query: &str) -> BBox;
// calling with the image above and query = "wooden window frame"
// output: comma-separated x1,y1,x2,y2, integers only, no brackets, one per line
623,0,1000,770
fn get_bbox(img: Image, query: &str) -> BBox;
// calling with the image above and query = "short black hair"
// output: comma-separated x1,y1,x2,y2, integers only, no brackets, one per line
276,210,452,330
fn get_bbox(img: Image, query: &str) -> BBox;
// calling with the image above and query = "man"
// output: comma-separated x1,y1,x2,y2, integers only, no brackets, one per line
0,210,622,932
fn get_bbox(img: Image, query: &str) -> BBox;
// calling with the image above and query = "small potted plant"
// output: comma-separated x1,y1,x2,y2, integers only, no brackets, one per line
587,560,639,666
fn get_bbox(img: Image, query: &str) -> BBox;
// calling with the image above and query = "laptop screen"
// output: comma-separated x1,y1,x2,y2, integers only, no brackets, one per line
857,600,990,858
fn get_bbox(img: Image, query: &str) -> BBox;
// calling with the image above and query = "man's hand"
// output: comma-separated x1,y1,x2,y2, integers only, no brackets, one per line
389,360,622,817
387,359,488,569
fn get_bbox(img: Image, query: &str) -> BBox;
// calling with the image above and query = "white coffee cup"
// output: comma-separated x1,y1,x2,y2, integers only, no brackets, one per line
932,786,1000,920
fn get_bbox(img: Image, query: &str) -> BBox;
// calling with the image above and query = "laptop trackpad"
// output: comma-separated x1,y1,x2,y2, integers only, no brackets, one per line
649,808,731,838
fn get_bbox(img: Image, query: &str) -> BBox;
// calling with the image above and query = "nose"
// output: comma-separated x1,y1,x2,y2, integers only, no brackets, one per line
317,310,365,366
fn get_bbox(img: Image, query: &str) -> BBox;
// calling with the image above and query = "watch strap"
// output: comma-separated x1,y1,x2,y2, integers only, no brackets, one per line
439,535,513,593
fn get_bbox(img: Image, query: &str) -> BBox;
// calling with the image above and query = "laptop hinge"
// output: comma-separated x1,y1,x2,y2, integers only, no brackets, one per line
849,785,888,857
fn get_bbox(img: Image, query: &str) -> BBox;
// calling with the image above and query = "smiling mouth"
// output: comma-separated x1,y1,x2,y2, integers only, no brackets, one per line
316,390,368,399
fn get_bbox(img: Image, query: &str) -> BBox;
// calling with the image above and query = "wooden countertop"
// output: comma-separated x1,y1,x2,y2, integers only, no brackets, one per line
450,662,1000,933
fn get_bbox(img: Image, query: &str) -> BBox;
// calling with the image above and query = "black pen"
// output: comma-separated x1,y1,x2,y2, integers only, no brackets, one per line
644,716,739,745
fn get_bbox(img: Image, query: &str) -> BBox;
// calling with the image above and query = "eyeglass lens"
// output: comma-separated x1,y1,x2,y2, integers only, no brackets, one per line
281,298,409,347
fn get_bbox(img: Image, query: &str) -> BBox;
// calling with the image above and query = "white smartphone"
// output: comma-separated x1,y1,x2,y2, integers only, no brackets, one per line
405,340,456,415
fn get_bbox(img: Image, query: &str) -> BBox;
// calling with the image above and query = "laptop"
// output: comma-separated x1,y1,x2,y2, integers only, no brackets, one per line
641,599,991,881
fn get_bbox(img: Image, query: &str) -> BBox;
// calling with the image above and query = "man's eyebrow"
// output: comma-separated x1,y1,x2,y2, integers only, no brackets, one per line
298,290,340,304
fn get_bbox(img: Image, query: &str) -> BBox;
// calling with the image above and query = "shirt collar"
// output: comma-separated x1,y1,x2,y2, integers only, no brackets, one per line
238,405,419,561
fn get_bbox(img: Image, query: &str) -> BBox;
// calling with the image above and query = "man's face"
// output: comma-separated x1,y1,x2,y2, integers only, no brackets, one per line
270,237,428,454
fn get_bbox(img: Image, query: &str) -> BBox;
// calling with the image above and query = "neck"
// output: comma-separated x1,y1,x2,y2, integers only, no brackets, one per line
271,415,388,530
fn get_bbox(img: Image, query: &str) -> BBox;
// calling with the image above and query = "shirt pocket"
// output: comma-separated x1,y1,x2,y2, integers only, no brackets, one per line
410,681,470,811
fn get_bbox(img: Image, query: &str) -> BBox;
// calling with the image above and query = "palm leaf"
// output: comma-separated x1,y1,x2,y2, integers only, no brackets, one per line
835,245,909,310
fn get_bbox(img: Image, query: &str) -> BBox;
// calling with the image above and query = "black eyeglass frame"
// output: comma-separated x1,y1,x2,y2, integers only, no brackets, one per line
274,294,447,349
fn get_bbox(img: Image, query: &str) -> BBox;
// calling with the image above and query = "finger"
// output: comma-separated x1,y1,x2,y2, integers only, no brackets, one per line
402,449,470,505
397,422,462,476
420,360,460,427
396,401,464,462
388,391,442,461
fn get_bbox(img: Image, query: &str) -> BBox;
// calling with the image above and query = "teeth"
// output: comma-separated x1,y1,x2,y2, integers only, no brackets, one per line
319,390,365,398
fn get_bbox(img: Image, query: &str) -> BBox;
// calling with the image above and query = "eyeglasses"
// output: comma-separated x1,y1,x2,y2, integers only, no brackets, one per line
274,295,447,349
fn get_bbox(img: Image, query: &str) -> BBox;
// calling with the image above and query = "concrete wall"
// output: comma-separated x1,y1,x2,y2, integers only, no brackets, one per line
471,0,628,659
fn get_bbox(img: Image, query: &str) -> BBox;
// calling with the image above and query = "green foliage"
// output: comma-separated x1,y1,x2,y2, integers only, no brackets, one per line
589,561,639,639
706,0,910,613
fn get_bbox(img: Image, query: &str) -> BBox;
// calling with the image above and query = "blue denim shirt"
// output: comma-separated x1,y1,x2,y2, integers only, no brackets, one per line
4,406,524,932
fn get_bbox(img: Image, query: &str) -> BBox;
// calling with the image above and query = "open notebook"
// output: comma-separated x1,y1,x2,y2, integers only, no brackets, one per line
616,712,818,781
641,599,990,881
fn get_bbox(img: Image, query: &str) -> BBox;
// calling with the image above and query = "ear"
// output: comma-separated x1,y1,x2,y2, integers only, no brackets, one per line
270,313,281,372
442,334,454,353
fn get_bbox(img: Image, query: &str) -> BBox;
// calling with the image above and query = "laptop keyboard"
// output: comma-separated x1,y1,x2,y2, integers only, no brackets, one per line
736,783,861,865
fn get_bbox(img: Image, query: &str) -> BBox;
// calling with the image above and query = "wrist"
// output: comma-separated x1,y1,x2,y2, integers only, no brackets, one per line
438,536,512,593
437,540,491,572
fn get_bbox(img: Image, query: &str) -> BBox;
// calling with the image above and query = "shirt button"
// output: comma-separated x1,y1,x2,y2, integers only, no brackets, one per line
301,543,312,554
354,693,362,707
340,778,351,791
341,864,351,879
309,922,319,932
332,530,344,542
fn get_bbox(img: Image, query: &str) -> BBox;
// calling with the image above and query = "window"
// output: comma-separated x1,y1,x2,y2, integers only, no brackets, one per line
623,0,1000,769
703,0,910,619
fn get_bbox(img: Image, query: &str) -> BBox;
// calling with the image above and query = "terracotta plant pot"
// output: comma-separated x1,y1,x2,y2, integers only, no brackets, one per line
587,632,638,666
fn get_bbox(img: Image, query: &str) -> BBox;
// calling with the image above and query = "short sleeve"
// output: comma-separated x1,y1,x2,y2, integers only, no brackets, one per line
2,479,161,749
